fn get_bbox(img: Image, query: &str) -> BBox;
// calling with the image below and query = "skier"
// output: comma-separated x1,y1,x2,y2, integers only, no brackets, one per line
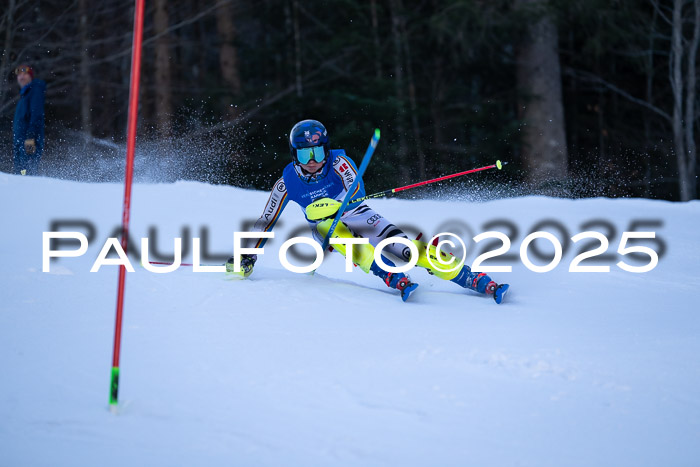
228,119,509,303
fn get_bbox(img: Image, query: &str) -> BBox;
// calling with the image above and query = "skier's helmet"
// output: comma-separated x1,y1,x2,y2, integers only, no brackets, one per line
289,119,331,183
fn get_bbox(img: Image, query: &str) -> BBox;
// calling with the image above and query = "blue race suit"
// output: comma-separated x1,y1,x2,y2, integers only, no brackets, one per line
245,149,410,259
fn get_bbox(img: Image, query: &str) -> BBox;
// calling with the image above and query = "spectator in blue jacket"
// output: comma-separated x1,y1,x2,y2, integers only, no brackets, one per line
13,64,46,176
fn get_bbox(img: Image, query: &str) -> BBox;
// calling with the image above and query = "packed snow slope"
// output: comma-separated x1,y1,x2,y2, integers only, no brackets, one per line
1,172,699,467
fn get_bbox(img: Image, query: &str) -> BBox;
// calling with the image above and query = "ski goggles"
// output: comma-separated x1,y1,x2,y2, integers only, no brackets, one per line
295,146,326,164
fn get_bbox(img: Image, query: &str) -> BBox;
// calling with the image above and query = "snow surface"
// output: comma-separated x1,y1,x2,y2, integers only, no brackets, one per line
1,172,699,466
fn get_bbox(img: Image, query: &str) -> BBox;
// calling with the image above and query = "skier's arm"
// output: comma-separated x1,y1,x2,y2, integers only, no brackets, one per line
245,177,289,249
228,178,288,276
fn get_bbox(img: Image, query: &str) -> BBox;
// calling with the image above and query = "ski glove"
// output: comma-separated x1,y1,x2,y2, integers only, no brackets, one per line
24,139,36,155
226,253,257,277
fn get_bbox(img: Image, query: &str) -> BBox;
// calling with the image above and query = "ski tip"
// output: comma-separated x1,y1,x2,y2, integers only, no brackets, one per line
374,128,381,140
493,283,509,304
496,160,503,170
401,282,419,302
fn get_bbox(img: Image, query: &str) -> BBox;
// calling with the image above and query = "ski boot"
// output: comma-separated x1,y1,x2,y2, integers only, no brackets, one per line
370,257,419,302
385,272,419,302
451,266,509,304
484,281,510,305
225,254,256,278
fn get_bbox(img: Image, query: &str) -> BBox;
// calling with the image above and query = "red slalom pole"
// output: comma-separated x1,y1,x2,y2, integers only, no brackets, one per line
110,0,145,412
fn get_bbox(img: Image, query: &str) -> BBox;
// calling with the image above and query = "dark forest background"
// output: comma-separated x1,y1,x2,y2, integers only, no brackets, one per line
1,0,699,201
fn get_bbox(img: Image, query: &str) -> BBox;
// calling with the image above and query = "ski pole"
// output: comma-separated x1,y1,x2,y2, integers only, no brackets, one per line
348,160,506,207
321,129,381,251
146,261,224,267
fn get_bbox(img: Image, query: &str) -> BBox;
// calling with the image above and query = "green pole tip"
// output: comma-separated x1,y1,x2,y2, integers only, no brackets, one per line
496,160,502,170
109,366,120,405
374,128,381,139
